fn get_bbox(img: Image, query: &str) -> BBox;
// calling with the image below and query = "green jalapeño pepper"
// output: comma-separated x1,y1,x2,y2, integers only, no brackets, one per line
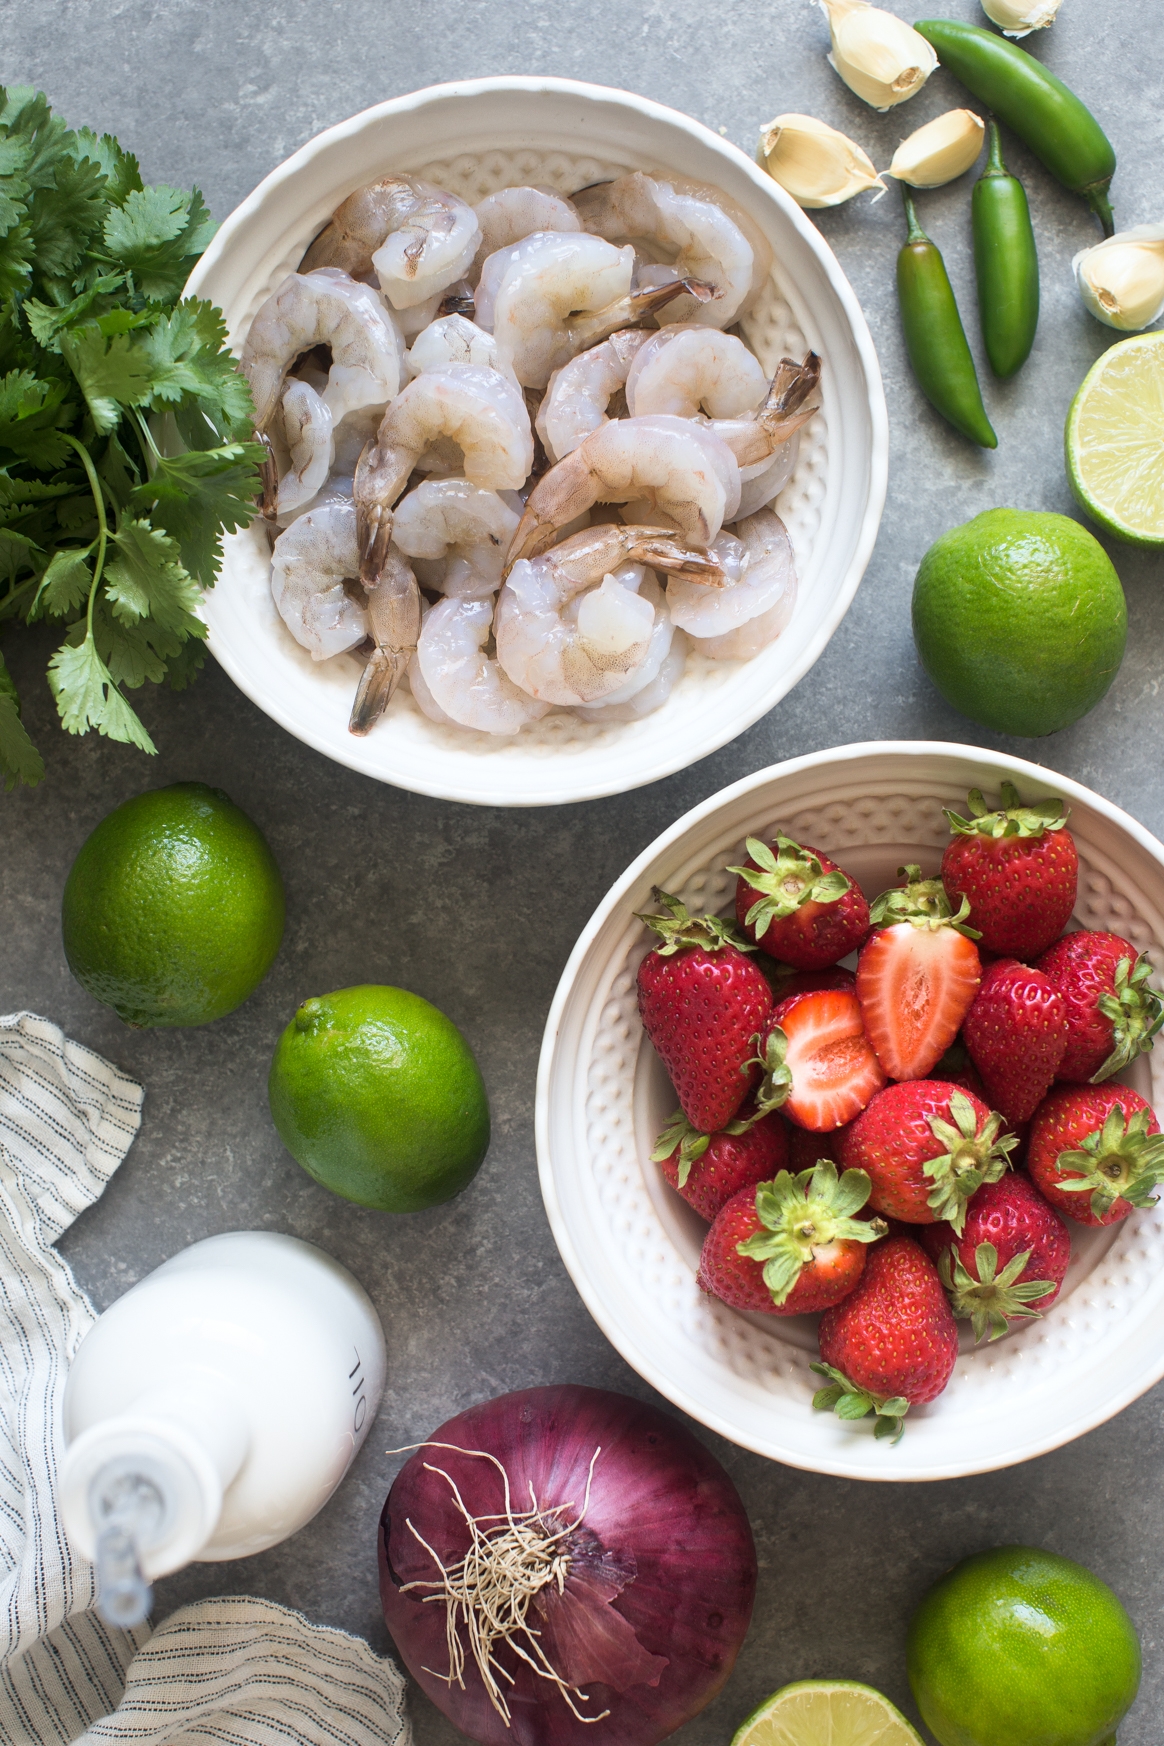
973,120,1039,379
896,187,997,449
914,20,1116,234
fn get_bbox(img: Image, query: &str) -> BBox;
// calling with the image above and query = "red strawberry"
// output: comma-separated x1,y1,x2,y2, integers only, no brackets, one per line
812,1235,959,1440
1027,1083,1164,1227
940,781,1078,960
1035,931,1164,1083
697,1164,886,1315
921,1173,1071,1342
636,891,773,1132
840,1080,1015,1230
755,988,885,1132
653,1104,788,1223
730,834,870,969
962,959,1069,1124
787,1122,849,1171
856,864,982,1080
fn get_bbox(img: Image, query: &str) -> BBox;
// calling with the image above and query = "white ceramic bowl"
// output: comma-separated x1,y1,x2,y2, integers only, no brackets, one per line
537,742,1164,1480
186,77,886,806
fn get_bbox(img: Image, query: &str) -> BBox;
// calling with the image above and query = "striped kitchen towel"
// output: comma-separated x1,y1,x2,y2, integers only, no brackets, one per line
0,1013,408,1746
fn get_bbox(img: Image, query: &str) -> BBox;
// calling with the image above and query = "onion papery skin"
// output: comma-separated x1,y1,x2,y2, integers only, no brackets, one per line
378,1384,757,1746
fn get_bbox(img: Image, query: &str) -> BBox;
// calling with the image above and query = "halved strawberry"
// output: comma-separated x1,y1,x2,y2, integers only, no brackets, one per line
755,988,886,1132
856,864,982,1081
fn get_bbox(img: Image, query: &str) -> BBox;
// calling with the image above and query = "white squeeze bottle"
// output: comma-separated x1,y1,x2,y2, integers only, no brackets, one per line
60,1230,386,1626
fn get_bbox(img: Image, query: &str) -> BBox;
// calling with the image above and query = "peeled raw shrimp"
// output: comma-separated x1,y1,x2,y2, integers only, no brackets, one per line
354,364,533,586
405,313,519,387
301,176,481,310
471,187,582,278
240,268,407,432
475,231,635,389
495,524,720,706
506,414,741,565
572,573,683,721
625,326,767,419
392,478,520,599
572,172,769,327
414,596,550,735
667,509,797,658
269,501,366,660
349,544,422,735
276,379,335,517
535,330,650,463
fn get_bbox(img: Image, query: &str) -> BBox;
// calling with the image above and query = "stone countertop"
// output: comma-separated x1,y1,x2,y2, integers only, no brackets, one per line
1,0,1161,1739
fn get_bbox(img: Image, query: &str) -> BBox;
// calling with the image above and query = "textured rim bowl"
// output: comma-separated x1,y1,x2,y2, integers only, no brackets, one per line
536,742,1164,1480
186,77,887,806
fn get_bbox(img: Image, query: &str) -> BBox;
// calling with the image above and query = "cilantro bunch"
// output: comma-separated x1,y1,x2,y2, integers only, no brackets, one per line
0,85,263,791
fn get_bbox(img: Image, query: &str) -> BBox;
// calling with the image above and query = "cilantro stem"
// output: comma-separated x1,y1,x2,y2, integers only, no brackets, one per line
129,407,160,479
62,433,108,637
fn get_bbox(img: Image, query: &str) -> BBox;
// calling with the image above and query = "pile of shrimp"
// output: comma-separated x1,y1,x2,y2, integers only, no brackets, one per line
240,170,821,738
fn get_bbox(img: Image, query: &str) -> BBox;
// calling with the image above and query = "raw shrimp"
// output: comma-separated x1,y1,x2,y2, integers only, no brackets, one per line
535,330,650,463
349,545,422,734
354,364,533,586
571,573,679,720
735,432,799,519
301,176,481,310
277,379,335,517
269,501,366,660
506,414,741,565
273,471,353,531
625,326,767,419
471,187,582,278
666,509,797,657
405,313,519,386
240,268,407,432
572,172,769,327
706,353,821,469
495,524,719,706
475,231,635,388
392,477,520,598
575,626,690,722
416,596,550,735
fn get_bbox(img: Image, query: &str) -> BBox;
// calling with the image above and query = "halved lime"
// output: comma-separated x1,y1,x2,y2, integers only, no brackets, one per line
731,1679,923,1746
1066,331,1164,547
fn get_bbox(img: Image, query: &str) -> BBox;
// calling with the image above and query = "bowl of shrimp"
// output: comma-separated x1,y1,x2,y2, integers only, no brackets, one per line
188,77,887,805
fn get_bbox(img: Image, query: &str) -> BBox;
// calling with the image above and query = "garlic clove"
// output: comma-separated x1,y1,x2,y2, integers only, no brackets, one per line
1073,226,1164,332
886,110,986,188
819,0,938,111
759,113,887,208
981,0,1063,38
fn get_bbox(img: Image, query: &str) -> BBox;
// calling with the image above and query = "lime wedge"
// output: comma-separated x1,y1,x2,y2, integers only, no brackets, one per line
1066,331,1164,547
731,1679,924,1746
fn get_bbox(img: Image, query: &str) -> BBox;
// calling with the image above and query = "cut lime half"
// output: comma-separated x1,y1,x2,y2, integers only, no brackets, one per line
1066,331,1164,547
731,1679,924,1746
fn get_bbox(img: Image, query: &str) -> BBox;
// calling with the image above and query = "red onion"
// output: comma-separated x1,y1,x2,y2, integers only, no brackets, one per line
378,1385,756,1746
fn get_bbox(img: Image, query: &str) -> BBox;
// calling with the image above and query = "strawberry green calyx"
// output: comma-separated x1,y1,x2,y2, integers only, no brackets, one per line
1093,952,1164,1082
810,1361,909,1443
869,863,980,939
736,1163,887,1305
727,835,851,937
636,888,753,957
938,1240,1056,1344
944,780,1069,841
650,1107,757,1187
749,1027,793,1116
1054,1105,1164,1219
924,1090,1017,1234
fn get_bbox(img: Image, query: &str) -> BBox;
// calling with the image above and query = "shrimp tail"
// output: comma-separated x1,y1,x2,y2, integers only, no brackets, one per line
757,351,821,443
255,430,280,520
504,447,593,571
349,549,422,734
628,534,726,588
349,645,409,735
565,276,718,350
354,436,411,587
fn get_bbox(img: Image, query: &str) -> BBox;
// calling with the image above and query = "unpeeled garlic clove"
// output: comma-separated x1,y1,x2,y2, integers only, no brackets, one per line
886,110,986,188
759,114,887,208
981,0,1063,38
1073,226,1164,331
818,0,938,110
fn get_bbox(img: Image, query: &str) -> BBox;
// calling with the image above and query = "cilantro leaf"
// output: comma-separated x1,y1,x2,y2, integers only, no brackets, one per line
131,442,263,585
0,643,43,788
60,322,159,432
104,516,203,634
24,272,124,352
0,221,33,302
26,152,107,279
73,129,143,206
92,591,199,689
29,545,91,619
0,527,38,580
102,185,214,303
0,89,72,195
0,370,75,468
141,298,254,434
163,634,206,690
47,623,155,750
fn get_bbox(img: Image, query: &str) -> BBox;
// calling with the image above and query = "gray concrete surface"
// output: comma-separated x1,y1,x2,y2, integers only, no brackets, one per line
2,1,1162,1739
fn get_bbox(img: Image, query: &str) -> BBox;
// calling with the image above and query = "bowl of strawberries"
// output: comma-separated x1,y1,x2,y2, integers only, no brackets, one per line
536,741,1164,1479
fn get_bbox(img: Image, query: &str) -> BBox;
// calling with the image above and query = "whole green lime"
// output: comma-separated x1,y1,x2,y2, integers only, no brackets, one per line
268,985,490,1213
62,782,284,1027
911,509,1126,736
907,1545,1141,1746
